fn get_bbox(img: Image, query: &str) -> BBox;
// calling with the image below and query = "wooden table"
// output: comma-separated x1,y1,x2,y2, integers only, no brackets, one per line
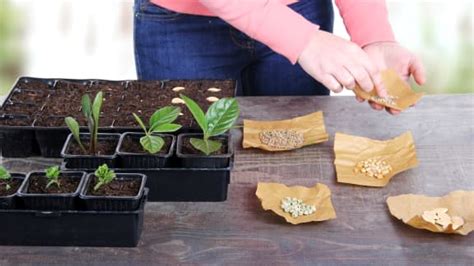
1,95,473,265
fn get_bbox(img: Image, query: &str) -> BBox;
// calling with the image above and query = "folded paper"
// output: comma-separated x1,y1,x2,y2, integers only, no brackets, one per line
255,182,336,225
334,131,419,187
386,190,474,235
353,69,424,111
243,111,328,151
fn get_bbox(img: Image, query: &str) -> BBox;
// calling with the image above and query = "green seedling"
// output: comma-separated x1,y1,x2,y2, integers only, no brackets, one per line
0,166,12,190
65,91,103,155
180,94,239,155
45,166,61,189
93,164,116,191
133,106,182,154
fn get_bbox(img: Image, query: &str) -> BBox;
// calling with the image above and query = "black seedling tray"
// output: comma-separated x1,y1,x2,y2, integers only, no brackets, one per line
0,189,148,247
62,163,232,202
0,77,237,158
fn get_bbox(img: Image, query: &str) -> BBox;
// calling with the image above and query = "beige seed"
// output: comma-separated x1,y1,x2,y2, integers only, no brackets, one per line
451,216,464,230
259,129,304,149
171,98,185,104
422,211,437,224
172,86,185,92
207,87,221,92
206,96,219,102
179,112,184,116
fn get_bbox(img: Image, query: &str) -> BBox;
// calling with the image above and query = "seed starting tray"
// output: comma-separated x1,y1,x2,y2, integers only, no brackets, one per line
0,189,148,247
0,77,237,158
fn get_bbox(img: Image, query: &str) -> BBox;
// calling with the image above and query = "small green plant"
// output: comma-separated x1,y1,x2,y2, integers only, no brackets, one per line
0,166,12,190
45,166,61,189
93,164,116,191
133,106,182,154
65,91,103,155
180,94,239,155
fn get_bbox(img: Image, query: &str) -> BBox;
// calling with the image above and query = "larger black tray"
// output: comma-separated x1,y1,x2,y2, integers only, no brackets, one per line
0,189,148,247
0,77,237,158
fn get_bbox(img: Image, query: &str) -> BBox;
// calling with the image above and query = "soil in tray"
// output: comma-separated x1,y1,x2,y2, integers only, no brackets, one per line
67,139,118,156
8,89,50,103
1,102,42,115
87,176,140,196
0,179,22,196
34,115,114,127
44,90,121,116
0,116,34,126
16,79,53,90
181,136,228,155
120,135,172,155
26,174,80,194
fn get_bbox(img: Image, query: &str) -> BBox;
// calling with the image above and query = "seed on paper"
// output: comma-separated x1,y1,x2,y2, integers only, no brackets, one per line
421,208,464,230
451,216,465,230
259,129,304,149
171,98,185,104
206,96,219,102
354,157,392,179
207,87,221,92
172,86,185,92
370,94,399,106
280,197,316,218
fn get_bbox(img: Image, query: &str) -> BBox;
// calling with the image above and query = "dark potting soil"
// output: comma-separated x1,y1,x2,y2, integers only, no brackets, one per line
16,79,53,91
87,176,141,197
0,179,22,196
26,174,80,194
2,102,42,115
181,136,228,155
8,89,50,104
67,138,118,156
0,116,34,126
120,135,172,155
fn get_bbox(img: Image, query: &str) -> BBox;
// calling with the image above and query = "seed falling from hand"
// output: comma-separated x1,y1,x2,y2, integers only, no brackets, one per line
172,86,185,92
207,87,221,92
171,98,185,104
206,96,219,102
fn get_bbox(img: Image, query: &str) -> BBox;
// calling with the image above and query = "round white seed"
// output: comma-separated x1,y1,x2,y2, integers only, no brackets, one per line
172,86,185,92
171,98,185,104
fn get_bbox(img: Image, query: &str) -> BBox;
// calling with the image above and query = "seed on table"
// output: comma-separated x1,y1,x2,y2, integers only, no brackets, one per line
171,98,185,104
172,86,185,92
206,96,219,102
259,129,304,149
207,87,221,92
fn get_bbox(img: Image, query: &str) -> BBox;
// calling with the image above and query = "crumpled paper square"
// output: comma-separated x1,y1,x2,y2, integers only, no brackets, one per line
353,69,424,111
255,182,336,225
386,190,474,235
243,111,328,151
334,131,419,187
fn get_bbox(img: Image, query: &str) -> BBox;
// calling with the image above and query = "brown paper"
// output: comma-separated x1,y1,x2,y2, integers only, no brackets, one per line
255,182,336,225
243,111,328,151
387,191,474,235
353,69,424,111
334,131,419,187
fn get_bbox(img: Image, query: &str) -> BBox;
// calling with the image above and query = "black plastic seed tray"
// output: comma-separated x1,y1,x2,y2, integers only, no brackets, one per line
0,77,237,158
62,162,232,202
0,189,148,247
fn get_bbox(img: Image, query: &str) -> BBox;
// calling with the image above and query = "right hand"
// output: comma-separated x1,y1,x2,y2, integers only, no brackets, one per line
298,30,387,97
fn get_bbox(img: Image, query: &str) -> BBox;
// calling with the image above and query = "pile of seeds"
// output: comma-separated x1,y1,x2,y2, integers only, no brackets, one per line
421,208,464,230
259,129,304,149
281,197,316,218
370,94,399,106
280,197,317,218
354,157,393,179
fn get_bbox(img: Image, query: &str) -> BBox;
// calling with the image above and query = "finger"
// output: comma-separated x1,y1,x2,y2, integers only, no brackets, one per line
386,107,401,115
345,64,374,93
321,75,343,93
357,51,388,97
334,68,356,90
368,100,384,111
408,55,426,85
355,96,365,102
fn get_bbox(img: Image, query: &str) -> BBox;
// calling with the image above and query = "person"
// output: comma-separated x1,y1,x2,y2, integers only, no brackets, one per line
133,0,426,115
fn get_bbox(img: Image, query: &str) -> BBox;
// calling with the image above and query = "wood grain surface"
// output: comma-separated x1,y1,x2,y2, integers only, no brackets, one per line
1,95,473,265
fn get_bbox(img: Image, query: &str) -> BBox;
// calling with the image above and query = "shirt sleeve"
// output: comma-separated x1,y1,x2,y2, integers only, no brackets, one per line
335,0,396,47
198,0,319,64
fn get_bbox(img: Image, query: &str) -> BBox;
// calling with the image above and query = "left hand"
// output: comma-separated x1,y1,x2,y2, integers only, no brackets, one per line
360,42,426,115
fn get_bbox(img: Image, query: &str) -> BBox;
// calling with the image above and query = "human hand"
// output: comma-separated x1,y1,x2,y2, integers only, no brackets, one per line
361,42,426,115
297,30,387,97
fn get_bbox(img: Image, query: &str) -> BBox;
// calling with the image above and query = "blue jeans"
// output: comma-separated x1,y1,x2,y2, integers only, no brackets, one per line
134,0,334,96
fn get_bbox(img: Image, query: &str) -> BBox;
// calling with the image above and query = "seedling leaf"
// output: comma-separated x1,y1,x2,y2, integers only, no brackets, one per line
180,94,207,133
65,117,87,154
140,135,165,154
149,106,181,129
205,98,239,137
45,166,60,189
190,138,222,156
94,164,116,191
133,113,147,133
151,123,181,133
0,166,11,180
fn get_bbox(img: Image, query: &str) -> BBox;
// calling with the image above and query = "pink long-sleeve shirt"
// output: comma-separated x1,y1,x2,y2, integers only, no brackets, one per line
150,0,395,64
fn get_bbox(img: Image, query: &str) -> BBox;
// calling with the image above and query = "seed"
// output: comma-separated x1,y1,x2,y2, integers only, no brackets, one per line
421,208,464,231
281,197,316,218
451,216,464,230
179,112,184,116
370,94,399,106
207,87,221,92
259,129,304,149
172,86,185,92
171,98,185,104
206,96,219,102
354,157,392,180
